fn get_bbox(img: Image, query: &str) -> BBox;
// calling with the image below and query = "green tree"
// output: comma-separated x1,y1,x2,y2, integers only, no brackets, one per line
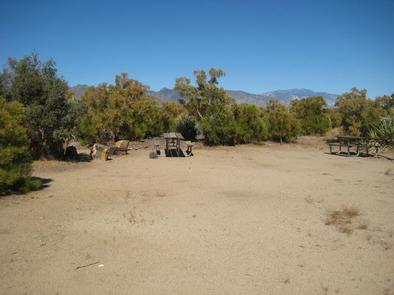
233,104,268,143
175,68,232,120
79,73,163,143
200,102,237,145
159,102,188,132
266,99,287,112
336,88,380,136
0,53,78,159
175,68,239,145
264,100,300,143
326,108,342,129
0,98,40,194
290,96,330,135
374,94,394,116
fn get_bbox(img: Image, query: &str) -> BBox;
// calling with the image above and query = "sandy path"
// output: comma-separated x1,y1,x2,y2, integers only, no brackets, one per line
0,142,393,294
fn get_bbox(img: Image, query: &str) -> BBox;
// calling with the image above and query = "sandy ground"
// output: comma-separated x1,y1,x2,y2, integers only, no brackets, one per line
0,138,393,295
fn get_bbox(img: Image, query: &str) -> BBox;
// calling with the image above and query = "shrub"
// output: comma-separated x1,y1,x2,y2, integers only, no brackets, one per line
327,108,342,128
0,98,41,194
374,94,394,115
200,103,237,145
265,109,301,143
160,102,188,132
233,104,268,143
369,115,394,149
290,96,330,135
79,73,163,143
176,116,198,140
336,88,380,136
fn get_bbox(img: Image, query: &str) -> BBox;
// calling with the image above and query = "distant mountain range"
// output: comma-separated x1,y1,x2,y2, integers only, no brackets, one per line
70,84,90,100
70,85,337,106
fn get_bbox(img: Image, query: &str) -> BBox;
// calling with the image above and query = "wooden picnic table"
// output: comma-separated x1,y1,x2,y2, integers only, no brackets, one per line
328,136,371,156
163,132,184,157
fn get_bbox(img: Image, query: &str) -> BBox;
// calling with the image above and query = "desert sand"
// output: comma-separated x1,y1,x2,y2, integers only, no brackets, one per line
0,138,393,295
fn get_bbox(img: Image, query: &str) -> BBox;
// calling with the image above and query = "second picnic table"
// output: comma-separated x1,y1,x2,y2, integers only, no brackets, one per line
329,136,371,156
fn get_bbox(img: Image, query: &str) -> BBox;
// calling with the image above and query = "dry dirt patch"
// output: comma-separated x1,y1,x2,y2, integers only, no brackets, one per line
1,140,393,295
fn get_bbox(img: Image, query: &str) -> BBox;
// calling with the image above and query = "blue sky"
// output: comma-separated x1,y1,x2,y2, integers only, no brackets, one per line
1,0,393,97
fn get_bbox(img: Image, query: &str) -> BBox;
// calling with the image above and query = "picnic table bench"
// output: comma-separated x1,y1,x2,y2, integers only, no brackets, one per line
328,136,371,156
153,140,161,155
185,141,194,156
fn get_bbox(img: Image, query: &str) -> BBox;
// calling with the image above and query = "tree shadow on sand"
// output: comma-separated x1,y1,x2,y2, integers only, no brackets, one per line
31,177,53,189
64,152,92,162
0,177,53,198
165,149,186,157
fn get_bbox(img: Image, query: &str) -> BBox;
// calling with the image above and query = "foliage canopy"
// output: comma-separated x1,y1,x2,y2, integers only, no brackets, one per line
0,53,78,159
290,96,330,135
0,98,40,194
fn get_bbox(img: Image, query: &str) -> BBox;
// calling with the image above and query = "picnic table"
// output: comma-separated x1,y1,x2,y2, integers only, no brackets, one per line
163,132,184,157
328,136,371,156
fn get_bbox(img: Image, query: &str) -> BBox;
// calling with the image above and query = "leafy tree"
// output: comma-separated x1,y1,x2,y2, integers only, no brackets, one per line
0,98,40,194
336,88,380,136
374,94,394,116
0,53,78,159
201,102,237,145
175,68,232,120
326,108,342,129
176,68,239,145
79,73,163,143
290,96,330,135
265,99,288,112
159,101,188,132
336,87,368,101
264,100,300,143
233,104,268,143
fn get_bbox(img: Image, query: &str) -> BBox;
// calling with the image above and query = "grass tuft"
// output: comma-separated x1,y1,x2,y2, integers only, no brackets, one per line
325,206,362,235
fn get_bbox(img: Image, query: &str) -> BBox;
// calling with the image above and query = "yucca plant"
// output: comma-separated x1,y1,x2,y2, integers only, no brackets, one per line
369,116,394,151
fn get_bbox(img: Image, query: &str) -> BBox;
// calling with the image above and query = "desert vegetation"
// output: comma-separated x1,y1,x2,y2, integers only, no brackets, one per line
0,98,41,194
1,53,394,194
325,206,364,235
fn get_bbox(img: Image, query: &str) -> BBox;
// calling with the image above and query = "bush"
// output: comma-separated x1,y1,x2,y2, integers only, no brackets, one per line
176,116,198,140
290,96,330,135
369,115,394,149
0,98,41,194
374,94,394,115
233,104,268,143
79,74,164,143
336,88,381,136
160,102,188,132
327,108,342,128
266,109,300,143
200,103,237,145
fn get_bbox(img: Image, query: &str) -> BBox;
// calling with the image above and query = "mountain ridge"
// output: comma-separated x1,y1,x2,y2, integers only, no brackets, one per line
70,85,337,106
